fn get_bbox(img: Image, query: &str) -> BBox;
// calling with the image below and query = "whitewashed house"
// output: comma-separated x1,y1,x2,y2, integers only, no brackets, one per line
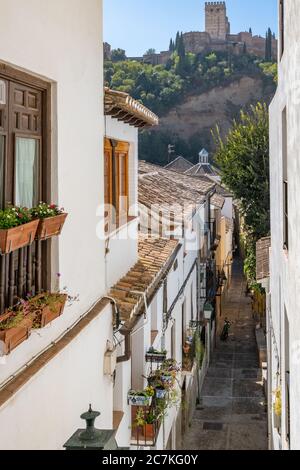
269,0,300,451
0,0,159,451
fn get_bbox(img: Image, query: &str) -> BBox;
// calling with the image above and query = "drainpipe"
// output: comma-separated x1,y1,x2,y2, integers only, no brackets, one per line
117,326,132,363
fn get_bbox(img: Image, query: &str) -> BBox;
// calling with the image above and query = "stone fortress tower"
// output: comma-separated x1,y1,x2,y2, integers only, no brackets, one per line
127,1,277,66
205,2,230,40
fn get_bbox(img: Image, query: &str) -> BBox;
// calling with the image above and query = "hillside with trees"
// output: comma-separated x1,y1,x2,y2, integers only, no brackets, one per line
105,34,277,164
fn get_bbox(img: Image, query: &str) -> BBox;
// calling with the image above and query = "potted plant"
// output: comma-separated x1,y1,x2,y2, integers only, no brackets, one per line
144,410,156,441
145,347,167,363
128,386,154,407
0,206,39,254
162,359,181,374
31,203,68,240
0,307,33,355
27,292,68,328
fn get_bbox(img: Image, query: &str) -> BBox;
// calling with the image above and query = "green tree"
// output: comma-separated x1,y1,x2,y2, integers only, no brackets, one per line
249,27,252,34
265,28,273,61
111,48,127,62
145,48,156,55
213,103,270,282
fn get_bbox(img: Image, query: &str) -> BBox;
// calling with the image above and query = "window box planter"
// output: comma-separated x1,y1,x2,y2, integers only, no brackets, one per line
0,311,33,355
36,213,68,240
31,293,68,328
128,391,153,407
0,219,39,254
145,349,167,363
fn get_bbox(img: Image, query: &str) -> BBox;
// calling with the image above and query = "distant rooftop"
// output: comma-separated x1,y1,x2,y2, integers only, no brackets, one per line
165,156,194,173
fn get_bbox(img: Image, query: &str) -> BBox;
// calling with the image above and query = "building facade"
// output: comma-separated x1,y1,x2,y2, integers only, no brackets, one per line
269,0,300,451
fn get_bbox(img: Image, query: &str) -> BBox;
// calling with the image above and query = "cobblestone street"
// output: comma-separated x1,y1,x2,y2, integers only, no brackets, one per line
182,260,268,450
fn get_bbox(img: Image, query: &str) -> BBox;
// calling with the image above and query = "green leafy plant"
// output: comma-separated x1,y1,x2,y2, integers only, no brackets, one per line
30,202,64,220
0,310,26,330
0,206,32,230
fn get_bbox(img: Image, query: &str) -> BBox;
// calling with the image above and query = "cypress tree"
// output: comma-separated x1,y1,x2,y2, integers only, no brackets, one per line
249,27,252,34
175,31,180,51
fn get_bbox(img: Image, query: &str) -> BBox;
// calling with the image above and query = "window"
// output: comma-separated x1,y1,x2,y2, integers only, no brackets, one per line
0,134,5,207
279,0,285,58
104,138,129,230
282,107,288,250
0,65,49,315
15,136,40,207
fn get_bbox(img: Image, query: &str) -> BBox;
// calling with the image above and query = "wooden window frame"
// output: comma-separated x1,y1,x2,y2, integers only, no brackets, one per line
104,138,130,231
0,62,52,292
0,131,7,208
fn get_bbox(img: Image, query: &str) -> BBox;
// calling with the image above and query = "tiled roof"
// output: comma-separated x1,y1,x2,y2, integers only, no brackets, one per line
139,172,206,223
139,161,215,195
104,88,159,128
256,237,271,281
185,163,220,177
211,193,225,209
109,237,180,322
165,156,194,173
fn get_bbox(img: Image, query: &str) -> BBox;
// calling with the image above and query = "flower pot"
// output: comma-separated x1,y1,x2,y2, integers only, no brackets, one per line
155,388,167,399
128,393,152,407
0,219,39,254
161,374,174,386
33,294,67,328
0,312,33,355
144,423,155,441
36,213,68,240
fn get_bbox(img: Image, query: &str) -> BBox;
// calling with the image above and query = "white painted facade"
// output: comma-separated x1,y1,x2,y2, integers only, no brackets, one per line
269,0,300,451
0,0,118,450
104,116,139,288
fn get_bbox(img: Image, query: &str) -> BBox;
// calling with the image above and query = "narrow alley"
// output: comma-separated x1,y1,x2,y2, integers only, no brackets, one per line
182,260,268,450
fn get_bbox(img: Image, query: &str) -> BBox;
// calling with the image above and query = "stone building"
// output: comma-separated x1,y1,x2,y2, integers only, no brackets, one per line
205,1,230,40
142,1,277,65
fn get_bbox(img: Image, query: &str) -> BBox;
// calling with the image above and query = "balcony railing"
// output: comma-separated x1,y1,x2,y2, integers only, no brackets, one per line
0,241,44,315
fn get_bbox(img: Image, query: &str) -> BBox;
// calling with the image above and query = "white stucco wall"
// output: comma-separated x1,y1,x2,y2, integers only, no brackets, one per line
0,304,113,450
104,116,139,288
269,0,300,451
0,0,115,450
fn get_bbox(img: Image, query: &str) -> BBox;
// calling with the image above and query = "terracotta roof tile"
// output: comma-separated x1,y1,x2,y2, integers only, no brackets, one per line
256,237,271,281
109,237,180,322
211,193,225,209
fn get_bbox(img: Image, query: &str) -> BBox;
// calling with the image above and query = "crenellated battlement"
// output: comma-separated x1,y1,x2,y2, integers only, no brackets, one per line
205,1,229,39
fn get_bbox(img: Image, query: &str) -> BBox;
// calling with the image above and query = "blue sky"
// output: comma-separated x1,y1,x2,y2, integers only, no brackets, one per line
104,0,278,57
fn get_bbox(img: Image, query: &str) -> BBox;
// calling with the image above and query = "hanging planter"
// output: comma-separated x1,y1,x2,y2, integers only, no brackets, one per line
0,310,33,355
145,347,167,363
128,390,153,407
30,293,68,328
31,203,68,240
0,207,39,254
155,388,167,400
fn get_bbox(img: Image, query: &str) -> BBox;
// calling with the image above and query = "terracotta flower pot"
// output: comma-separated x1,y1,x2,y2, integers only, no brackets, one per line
144,424,155,441
0,219,39,254
33,294,67,328
36,213,68,240
0,312,33,355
